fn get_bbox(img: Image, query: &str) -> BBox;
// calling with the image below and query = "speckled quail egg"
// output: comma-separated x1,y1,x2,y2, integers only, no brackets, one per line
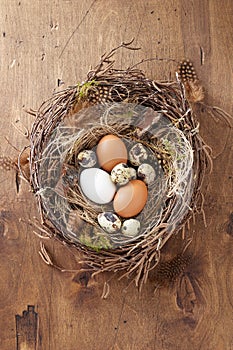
77,150,97,168
137,163,156,185
129,143,148,166
98,212,121,233
121,219,141,237
129,167,137,180
111,163,131,186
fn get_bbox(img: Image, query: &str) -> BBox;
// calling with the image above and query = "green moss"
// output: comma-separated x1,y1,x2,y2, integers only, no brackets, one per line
76,80,98,99
79,231,112,251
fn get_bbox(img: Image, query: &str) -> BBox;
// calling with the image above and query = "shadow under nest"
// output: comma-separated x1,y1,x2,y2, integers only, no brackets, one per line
25,42,213,290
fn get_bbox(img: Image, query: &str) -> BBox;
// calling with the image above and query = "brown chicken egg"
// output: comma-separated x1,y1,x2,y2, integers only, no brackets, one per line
113,180,148,218
96,134,128,172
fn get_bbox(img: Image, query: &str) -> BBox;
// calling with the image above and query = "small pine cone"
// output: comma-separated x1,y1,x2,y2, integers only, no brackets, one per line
178,60,204,103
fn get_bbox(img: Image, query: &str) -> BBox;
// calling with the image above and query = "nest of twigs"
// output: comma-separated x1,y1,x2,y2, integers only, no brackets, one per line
28,42,212,289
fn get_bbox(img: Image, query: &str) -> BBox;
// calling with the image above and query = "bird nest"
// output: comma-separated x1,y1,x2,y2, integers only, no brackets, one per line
28,42,211,288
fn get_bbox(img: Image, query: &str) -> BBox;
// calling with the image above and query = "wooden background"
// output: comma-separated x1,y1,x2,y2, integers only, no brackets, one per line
0,1,232,349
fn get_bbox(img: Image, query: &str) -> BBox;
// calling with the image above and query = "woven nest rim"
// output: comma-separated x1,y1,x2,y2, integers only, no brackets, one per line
28,41,213,288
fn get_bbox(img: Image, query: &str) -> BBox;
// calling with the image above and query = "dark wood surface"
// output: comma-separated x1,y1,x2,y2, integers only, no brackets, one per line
0,1,232,349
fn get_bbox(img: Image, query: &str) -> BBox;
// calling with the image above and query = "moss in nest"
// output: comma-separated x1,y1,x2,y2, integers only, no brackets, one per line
76,80,98,100
28,41,214,289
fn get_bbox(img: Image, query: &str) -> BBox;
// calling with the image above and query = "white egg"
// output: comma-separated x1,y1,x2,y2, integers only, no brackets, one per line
129,143,148,166
129,167,137,180
121,219,141,237
98,212,121,233
77,150,97,168
111,163,131,185
137,163,156,185
80,168,116,204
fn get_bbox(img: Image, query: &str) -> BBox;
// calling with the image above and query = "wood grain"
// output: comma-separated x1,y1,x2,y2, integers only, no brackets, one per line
0,1,232,349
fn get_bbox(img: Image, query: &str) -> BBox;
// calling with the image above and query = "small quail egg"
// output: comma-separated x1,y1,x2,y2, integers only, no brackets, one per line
77,150,97,168
111,163,131,186
129,167,137,180
98,212,121,233
121,219,141,237
137,163,156,185
129,143,148,166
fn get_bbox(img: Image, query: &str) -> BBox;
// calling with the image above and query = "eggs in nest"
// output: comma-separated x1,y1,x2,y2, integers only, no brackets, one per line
77,134,157,236
79,168,116,204
113,179,148,218
96,134,128,172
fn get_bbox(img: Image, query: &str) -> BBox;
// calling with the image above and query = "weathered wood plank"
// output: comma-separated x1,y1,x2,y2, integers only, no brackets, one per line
0,1,232,349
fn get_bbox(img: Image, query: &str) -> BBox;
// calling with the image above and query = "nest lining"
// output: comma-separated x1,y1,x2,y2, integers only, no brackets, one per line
29,42,211,288
37,103,195,251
